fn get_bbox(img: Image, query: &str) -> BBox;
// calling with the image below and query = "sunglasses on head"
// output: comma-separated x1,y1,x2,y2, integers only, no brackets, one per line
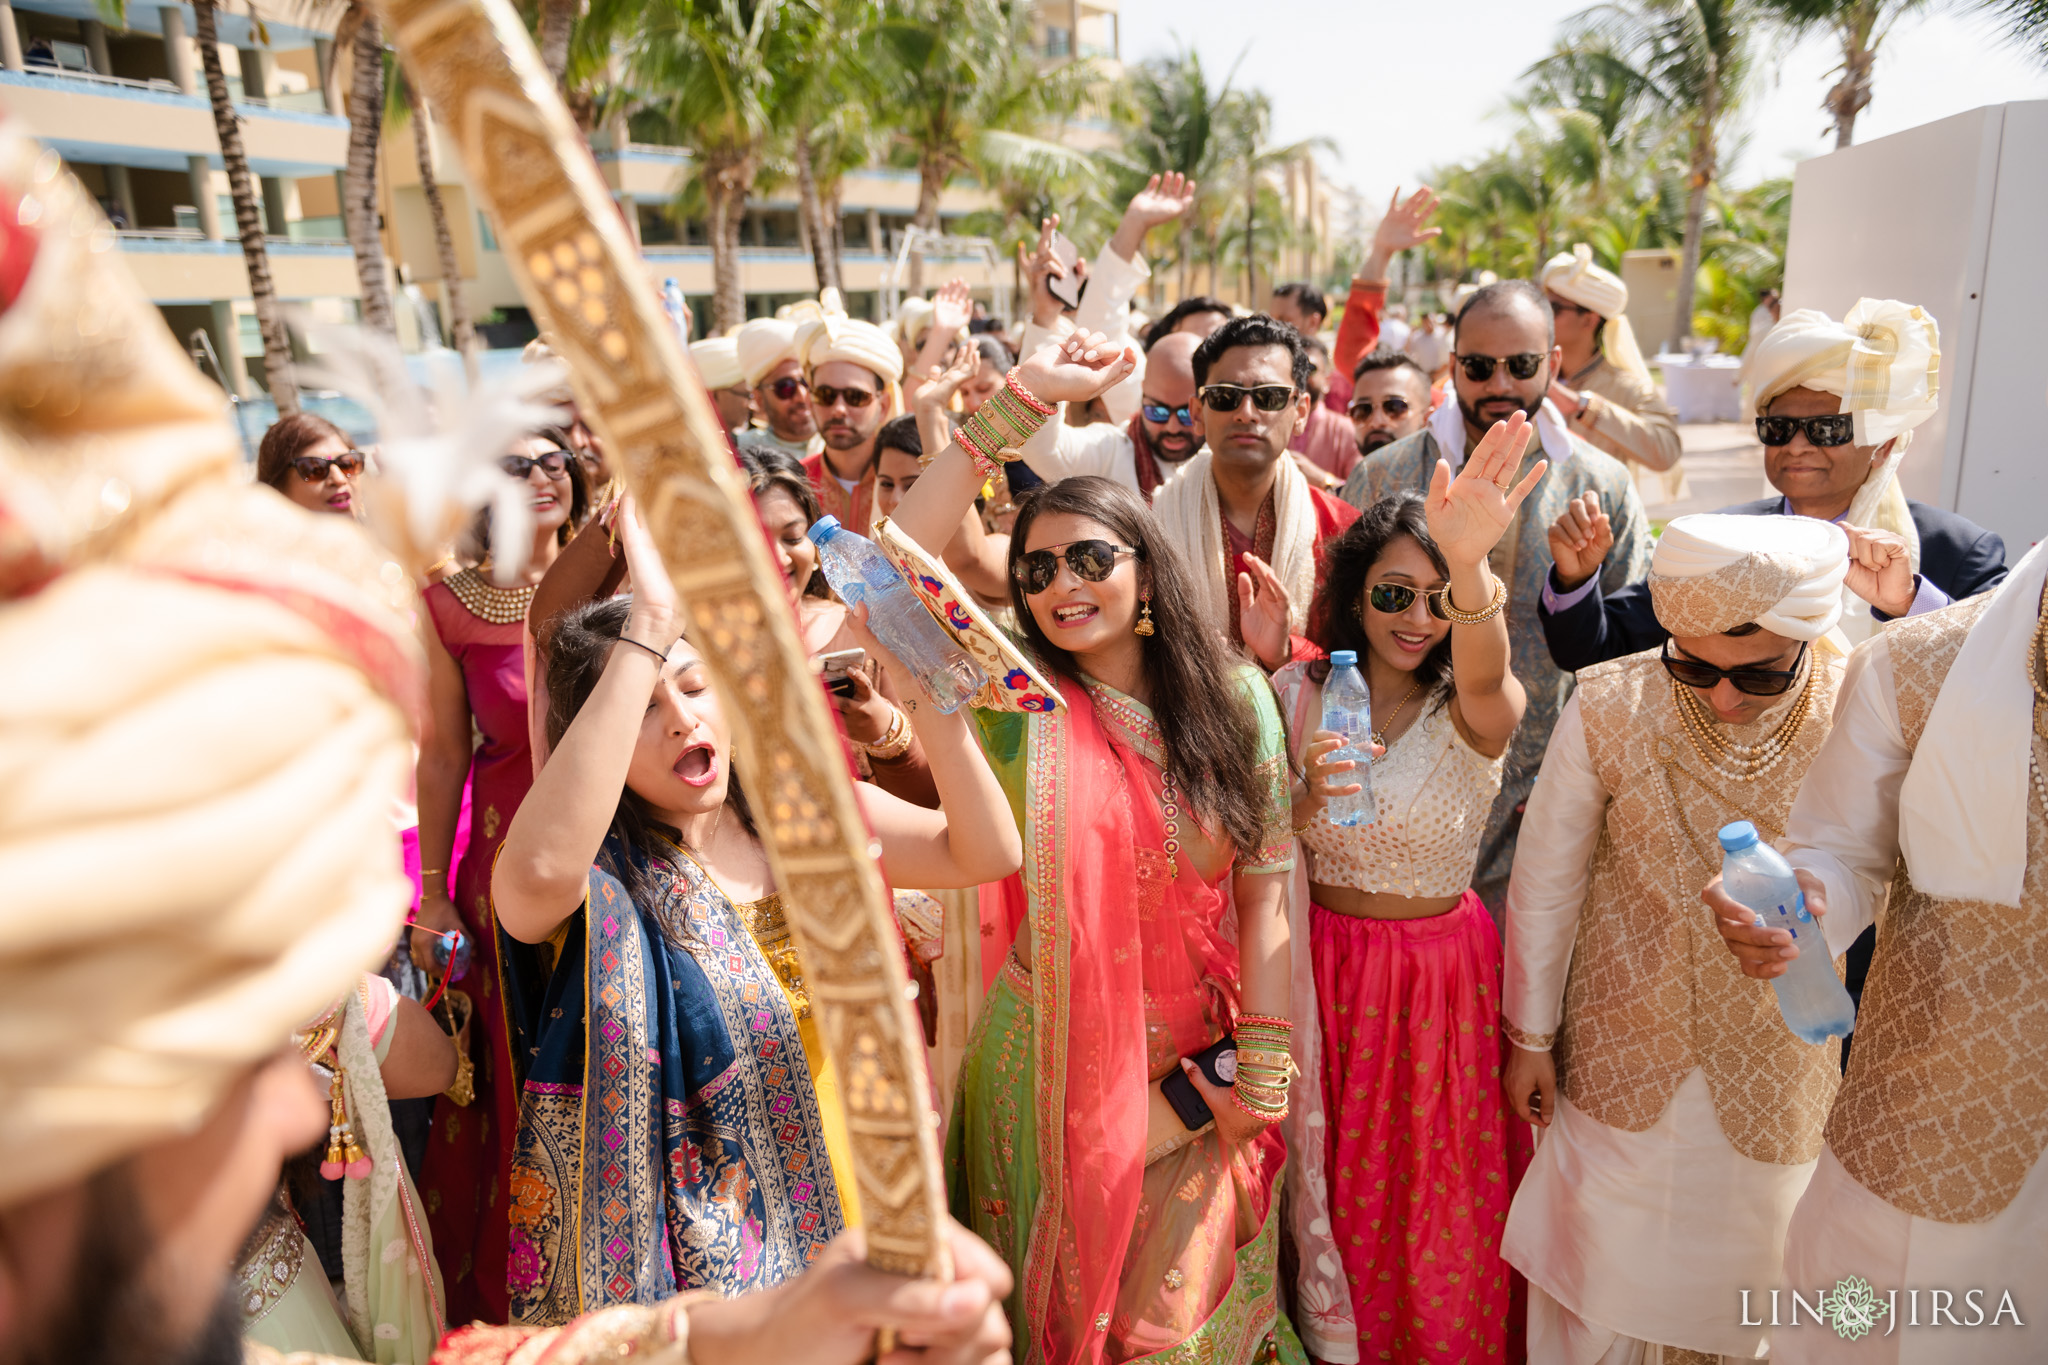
1366,581,1451,620
499,448,573,479
290,450,365,482
1456,352,1546,383
1348,396,1412,420
1661,639,1808,696
812,383,878,409
767,376,807,401
1755,413,1855,448
1197,383,1297,414
1141,400,1196,427
1011,539,1139,595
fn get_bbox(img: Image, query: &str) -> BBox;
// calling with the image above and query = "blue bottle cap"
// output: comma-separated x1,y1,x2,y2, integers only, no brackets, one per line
1329,649,1358,667
807,515,841,546
1717,820,1760,852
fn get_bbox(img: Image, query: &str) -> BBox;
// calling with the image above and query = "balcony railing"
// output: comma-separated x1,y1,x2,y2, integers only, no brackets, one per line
9,63,183,95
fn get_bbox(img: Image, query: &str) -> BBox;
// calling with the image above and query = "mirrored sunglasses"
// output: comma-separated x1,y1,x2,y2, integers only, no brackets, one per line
1141,400,1196,427
1011,539,1139,595
1197,383,1296,414
1348,396,1413,420
1755,413,1855,448
1367,581,1450,620
1455,352,1545,382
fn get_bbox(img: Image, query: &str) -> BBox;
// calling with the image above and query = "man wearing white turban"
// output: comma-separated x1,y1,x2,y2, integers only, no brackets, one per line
688,335,752,436
1503,512,1858,1364
795,293,904,536
1704,539,2048,1364
1540,298,2006,673
1539,244,1684,502
734,316,821,462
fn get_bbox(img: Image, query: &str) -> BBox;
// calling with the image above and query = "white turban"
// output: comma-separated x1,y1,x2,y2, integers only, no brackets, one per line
688,336,745,390
1648,512,1849,642
797,304,905,387
1540,243,1650,385
735,317,799,389
895,296,935,348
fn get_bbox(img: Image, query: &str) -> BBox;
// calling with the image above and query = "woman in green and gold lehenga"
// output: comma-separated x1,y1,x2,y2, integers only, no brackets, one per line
893,332,1303,1364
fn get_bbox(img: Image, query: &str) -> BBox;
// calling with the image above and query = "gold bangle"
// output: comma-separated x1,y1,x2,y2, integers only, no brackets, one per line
1439,575,1507,626
856,706,914,760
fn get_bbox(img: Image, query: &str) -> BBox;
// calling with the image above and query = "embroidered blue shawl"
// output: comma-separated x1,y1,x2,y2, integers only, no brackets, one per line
499,836,844,1325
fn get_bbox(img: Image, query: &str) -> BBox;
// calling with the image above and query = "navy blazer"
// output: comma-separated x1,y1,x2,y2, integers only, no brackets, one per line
1539,497,2010,674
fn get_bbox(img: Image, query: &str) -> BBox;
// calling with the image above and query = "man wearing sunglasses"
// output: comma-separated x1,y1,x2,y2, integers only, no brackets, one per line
1345,348,1432,458
1539,298,2006,675
1343,277,1652,913
1011,329,1209,500
1538,244,1683,499
792,306,905,535
735,316,822,462
1502,512,1857,1365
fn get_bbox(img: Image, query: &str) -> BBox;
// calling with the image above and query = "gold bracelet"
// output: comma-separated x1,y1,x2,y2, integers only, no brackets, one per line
1439,575,1507,626
856,706,914,760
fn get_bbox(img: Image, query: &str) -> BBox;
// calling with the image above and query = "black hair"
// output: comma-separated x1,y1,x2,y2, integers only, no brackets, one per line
1306,493,1454,715
1143,295,1232,351
1191,313,1314,392
1351,346,1431,386
542,597,756,913
738,449,829,599
1303,334,1330,360
1007,476,1274,861
1454,278,1555,348
972,334,1013,369
875,413,923,462
1271,281,1328,323
468,426,591,558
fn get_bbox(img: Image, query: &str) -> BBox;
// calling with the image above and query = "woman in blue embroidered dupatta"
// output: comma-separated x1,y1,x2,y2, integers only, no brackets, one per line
489,505,1021,1326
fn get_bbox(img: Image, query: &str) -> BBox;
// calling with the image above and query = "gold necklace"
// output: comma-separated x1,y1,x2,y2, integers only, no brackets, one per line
445,565,537,624
1668,665,1816,783
1658,736,1784,870
1372,677,1425,749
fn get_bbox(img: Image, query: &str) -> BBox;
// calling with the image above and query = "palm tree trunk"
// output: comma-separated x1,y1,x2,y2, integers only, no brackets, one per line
1243,151,1255,305
410,96,477,379
343,11,396,337
1825,28,1876,149
193,0,297,413
793,129,840,296
826,179,846,294
1673,121,1714,349
537,0,579,94
706,158,751,333
909,157,945,294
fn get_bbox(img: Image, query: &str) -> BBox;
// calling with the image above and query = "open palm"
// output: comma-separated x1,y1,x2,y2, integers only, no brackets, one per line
1374,185,1443,254
1426,411,1547,567
931,277,972,338
1016,329,1138,406
1125,172,1198,229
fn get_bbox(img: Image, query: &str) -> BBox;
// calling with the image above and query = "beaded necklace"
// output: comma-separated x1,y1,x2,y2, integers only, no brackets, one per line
2026,600,2048,813
444,565,537,625
1667,659,1817,784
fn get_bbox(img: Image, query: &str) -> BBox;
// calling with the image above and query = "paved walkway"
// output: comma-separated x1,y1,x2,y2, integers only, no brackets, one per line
1641,422,1772,523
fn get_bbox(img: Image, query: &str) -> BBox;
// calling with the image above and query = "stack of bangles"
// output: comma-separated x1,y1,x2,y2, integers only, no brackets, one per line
856,705,914,760
1231,1014,1295,1123
952,368,1054,481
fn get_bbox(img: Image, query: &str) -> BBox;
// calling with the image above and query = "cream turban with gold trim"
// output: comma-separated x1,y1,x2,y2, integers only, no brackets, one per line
735,318,799,390
0,125,419,1206
796,302,904,387
688,336,745,390
1540,244,1650,385
1648,513,1848,641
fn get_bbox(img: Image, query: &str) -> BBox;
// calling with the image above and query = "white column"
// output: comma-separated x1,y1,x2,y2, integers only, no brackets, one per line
312,37,342,115
160,6,196,95
237,44,271,100
106,164,139,227
0,2,23,73
209,299,251,398
81,18,112,76
188,155,223,239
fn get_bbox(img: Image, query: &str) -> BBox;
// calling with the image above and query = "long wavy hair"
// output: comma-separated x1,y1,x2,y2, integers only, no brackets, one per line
543,597,755,911
1008,475,1270,861
740,449,829,599
1307,492,1455,714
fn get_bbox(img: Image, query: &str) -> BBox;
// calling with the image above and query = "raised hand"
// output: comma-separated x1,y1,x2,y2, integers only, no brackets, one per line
1843,524,1917,617
615,494,680,644
1017,215,1064,328
1235,554,1295,672
930,277,973,340
1373,185,1442,255
1546,491,1612,591
1424,410,1546,570
918,341,980,414
1014,328,1138,407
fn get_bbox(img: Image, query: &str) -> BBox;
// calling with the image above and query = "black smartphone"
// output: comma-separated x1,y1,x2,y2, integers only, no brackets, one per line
820,647,865,699
1046,230,1082,310
1160,1034,1238,1130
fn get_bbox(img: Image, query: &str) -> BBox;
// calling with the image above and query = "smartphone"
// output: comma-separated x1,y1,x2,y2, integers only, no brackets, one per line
1046,229,1082,310
820,647,866,699
1160,1035,1239,1131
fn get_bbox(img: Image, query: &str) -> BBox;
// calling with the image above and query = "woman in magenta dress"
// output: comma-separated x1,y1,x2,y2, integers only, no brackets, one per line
413,431,587,1325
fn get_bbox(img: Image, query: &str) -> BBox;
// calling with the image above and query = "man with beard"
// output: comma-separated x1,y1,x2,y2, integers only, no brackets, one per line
735,315,822,463
1342,279,1650,913
1013,328,1207,500
1346,347,1432,458
795,304,904,536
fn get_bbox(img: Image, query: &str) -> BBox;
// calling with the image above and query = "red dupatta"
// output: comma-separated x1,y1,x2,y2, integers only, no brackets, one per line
1020,676,1241,1363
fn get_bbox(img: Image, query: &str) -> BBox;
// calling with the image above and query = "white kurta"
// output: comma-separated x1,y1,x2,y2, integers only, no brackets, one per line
1016,240,1150,424
1503,695,1855,1362
1776,635,2048,1365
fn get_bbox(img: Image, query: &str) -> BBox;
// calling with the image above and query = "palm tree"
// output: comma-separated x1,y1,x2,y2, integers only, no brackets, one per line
1752,0,1928,147
1978,0,2048,59
190,0,298,411
389,63,478,376
1561,0,1759,348
1123,45,1239,301
335,5,398,337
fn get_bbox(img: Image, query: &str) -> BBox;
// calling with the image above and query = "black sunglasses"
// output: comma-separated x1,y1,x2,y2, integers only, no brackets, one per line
1197,383,1296,414
1545,295,1596,317
1367,581,1450,620
1348,396,1412,420
1455,352,1546,383
1011,539,1139,595
290,450,365,482
1755,413,1855,448
1661,639,1808,697
499,449,573,479
767,375,807,401
812,383,878,409
1141,400,1196,427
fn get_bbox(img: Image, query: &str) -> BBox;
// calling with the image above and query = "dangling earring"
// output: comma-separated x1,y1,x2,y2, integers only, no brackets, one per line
1135,595,1156,637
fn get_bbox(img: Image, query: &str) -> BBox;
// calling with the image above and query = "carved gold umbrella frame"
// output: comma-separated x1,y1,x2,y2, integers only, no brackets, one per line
361,0,949,1285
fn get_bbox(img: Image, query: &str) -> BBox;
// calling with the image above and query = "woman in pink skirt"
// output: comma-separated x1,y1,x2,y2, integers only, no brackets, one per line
1265,415,1542,1362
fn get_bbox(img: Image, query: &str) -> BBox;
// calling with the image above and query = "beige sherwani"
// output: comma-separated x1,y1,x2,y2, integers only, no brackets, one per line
1505,647,1851,1363
1567,354,1688,506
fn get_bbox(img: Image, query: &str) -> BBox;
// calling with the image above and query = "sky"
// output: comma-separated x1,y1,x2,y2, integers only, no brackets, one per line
1116,0,2048,225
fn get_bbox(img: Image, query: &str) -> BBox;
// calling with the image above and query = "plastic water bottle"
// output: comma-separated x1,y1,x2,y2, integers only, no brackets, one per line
806,515,986,712
1320,650,1377,826
662,278,689,341
1717,821,1856,1044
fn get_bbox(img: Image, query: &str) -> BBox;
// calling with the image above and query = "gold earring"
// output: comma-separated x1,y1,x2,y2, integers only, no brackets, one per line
1134,596,1156,637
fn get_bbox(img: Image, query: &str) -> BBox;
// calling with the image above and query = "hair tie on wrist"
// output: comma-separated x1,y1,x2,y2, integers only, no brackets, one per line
617,635,668,664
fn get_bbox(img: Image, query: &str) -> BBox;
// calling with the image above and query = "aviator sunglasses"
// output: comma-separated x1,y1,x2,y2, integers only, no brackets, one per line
1141,400,1197,427
812,383,878,409
499,448,573,479
291,450,366,482
1197,383,1297,413
1011,539,1140,595
1661,640,1809,697
1348,395,1413,420
1755,413,1856,448
766,376,808,401
1455,352,1546,383
1365,581,1452,620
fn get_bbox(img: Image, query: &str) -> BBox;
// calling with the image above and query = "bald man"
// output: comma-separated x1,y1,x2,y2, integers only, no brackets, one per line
1012,329,1205,500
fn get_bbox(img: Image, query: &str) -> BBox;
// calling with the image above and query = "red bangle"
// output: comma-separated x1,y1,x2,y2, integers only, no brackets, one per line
1235,1013,1294,1032
1005,368,1055,417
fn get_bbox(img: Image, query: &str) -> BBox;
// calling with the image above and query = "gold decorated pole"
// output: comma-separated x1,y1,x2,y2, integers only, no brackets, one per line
365,0,949,1281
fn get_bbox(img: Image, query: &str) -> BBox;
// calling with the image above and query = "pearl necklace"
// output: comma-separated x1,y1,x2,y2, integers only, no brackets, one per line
1668,663,1817,784
2027,600,2048,813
